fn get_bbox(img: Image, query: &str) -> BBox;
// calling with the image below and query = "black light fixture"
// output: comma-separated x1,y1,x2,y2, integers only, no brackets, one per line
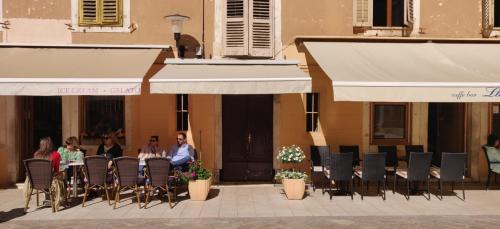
164,14,190,58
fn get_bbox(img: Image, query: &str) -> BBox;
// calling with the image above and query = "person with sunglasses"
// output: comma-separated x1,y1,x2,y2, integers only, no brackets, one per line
138,136,163,160
96,132,123,169
166,133,194,170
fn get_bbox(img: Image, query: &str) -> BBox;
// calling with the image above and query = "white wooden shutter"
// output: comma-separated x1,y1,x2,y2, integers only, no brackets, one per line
79,0,99,25
101,0,122,26
404,0,414,26
249,0,274,57
352,0,372,27
223,0,249,56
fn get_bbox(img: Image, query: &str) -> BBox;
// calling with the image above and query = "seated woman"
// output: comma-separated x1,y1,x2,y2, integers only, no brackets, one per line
58,136,84,184
24,137,67,210
96,132,123,184
485,134,500,174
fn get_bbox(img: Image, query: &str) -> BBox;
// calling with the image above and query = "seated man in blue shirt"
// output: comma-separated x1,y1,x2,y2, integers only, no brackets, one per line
166,133,194,169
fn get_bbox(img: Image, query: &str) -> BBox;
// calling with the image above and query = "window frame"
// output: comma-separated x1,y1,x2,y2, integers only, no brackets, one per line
306,93,319,132
71,0,131,33
489,103,500,135
370,102,411,145
176,94,189,132
79,96,126,146
353,0,414,36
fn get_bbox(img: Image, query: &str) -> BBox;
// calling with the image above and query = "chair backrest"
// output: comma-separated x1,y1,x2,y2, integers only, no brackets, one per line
311,145,329,167
114,157,139,186
339,145,359,166
362,152,386,181
24,159,52,190
405,145,424,162
84,156,108,185
378,145,398,167
145,157,170,187
330,152,353,181
440,152,466,182
407,152,433,181
482,146,492,172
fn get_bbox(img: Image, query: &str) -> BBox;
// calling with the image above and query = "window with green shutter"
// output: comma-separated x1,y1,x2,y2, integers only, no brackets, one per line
79,0,123,26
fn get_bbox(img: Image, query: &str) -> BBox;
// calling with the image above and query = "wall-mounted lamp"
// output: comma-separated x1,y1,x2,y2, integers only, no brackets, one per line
164,14,190,58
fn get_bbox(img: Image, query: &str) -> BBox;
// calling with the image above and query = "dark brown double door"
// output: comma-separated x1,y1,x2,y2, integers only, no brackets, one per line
222,95,274,181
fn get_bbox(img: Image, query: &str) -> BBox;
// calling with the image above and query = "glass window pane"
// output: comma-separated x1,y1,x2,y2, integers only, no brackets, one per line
392,0,404,26
493,105,500,137
373,104,406,139
495,2,500,27
182,112,189,131
176,94,182,111
312,113,319,132
306,113,313,132
313,93,319,112
183,94,189,111
176,112,183,131
373,0,388,26
306,93,313,112
82,96,125,145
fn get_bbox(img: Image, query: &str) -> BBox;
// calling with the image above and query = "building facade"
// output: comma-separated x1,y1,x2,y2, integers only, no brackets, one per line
0,0,499,187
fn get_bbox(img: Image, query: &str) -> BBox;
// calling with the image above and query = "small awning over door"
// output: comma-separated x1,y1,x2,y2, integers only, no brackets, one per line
0,45,164,95
304,41,500,102
149,60,311,94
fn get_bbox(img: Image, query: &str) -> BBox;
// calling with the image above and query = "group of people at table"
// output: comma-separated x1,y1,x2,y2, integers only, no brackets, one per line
24,132,194,209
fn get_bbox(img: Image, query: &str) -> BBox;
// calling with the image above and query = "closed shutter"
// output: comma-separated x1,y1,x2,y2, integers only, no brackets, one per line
223,0,249,56
249,0,274,57
79,0,99,25
352,0,372,27
482,0,494,37
404,0,414,26
101,0,122,26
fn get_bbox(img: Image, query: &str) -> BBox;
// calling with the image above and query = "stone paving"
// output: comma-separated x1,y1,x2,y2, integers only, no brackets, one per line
1,183,500,228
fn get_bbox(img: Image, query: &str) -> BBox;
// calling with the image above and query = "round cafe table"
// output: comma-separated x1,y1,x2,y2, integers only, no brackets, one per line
68,161,84,199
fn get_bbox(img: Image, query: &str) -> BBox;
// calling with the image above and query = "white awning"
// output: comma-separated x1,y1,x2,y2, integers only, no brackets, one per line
304,41,500,102
0,46,163,95
149,60,311,94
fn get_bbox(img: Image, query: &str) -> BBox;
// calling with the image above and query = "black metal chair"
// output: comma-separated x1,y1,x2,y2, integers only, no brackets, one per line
339,145,360,167
355,152,387,200
113,157,141,209
430,152,466,200
482,146,500,190
394,152,433,200
404,145,424,162
23,159,56,213
378,145,398,185
82,156,112,207
310,145,329,191
326,152,354,200
144,157,176,209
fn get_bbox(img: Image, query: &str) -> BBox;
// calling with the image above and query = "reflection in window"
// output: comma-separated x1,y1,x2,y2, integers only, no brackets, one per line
80,96,125,145
492,104,500,136
372,103,408,143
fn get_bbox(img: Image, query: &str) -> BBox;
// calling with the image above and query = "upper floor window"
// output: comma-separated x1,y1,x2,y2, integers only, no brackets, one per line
71,0,131,32
223,0,275,58
484,0,500,30
79,0,123,26
353,0,413,29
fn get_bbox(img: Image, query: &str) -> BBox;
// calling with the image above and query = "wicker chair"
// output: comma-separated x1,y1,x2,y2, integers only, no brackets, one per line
430,152,466,200
404,145,424,162
394,152,433,200
339,145,360,167
355,152,387,200
24,159,56,213
113,157,141,209
144,158,176,209
326,152,354,200
310,145,329,192
378,145,398,186
483,146,500,190
82,156,112,207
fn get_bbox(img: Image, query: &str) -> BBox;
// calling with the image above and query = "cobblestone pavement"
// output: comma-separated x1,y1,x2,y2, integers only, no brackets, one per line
2,216,500,228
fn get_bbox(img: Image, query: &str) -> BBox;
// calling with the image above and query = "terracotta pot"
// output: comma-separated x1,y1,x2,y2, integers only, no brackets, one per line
188,177,212,201
282,178,305,200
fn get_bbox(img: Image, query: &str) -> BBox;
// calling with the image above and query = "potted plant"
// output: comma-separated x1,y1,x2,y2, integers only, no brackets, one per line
275,145,308,200
185,160,212,201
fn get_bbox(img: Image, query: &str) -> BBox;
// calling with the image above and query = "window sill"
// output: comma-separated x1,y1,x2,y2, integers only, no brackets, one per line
71,25,131,33
354,26,412,37
487,29,500,38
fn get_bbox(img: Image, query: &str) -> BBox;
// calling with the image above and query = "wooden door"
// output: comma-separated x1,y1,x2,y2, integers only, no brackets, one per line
428,103,465,167
222,95,273,181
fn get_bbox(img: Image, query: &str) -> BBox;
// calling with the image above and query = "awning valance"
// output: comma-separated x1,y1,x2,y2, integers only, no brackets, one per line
0,46,163,95
304,41,500,102
149,60,311,94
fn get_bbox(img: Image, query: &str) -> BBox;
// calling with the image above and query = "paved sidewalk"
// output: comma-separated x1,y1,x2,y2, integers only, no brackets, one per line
2,183,500,228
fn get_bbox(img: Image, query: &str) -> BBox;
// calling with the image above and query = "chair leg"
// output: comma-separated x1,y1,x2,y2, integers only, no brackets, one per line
361,180,364,200
36,190,39,207
440,180,443,200
104,183,111,205
166,187,173,209
49,191,55,213
113,186,120,209
322,177,326,195
383,179,387,200
406,180,410,200
486,172,491,190
427,178,431,201
393,175,397,194
81,184,89,207
350,179,354,200
24,189,33,213
135,185,141,209
461,180,465,201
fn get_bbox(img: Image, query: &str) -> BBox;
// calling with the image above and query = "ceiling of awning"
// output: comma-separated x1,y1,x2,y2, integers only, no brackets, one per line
304,41,500,102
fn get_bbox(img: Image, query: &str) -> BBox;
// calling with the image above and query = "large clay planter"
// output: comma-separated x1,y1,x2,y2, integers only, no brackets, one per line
282,178,305,200
188,177,212,201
